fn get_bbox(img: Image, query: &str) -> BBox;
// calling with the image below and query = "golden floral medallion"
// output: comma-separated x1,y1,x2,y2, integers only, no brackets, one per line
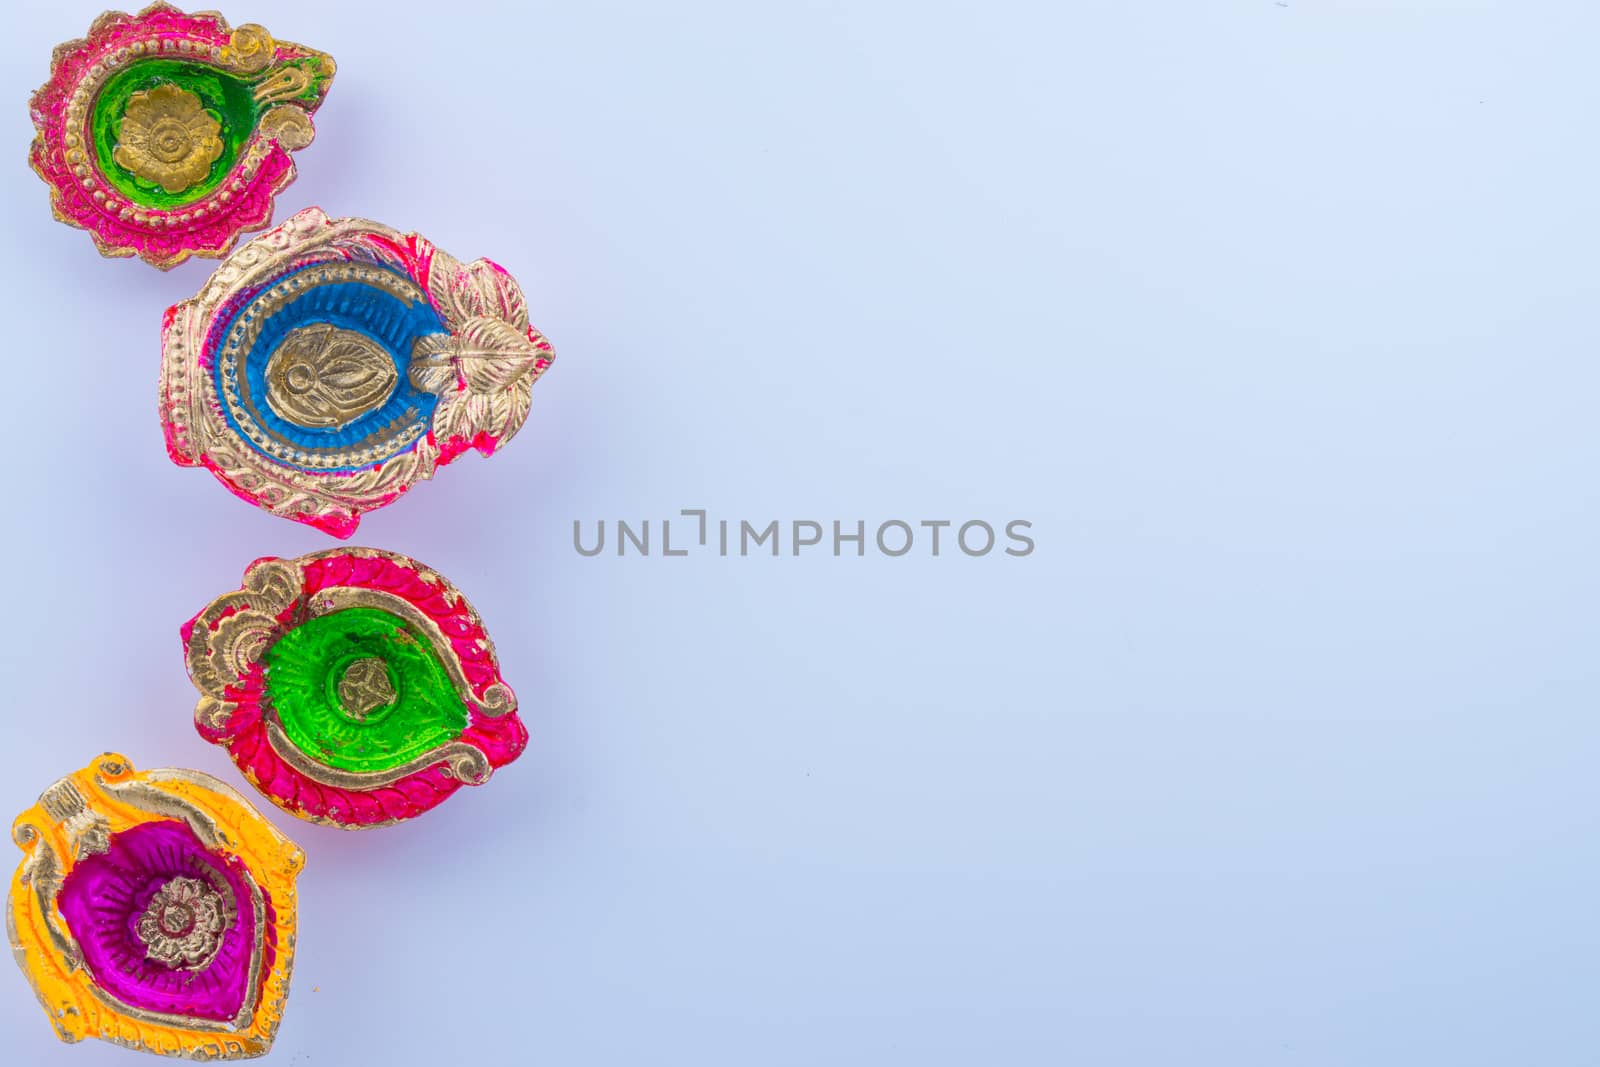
112,83,224,194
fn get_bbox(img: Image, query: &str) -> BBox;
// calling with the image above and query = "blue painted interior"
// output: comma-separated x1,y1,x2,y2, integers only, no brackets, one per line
214,265,447,472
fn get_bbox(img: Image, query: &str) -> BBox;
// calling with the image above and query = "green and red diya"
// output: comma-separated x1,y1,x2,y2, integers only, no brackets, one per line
30,4,334,269
182,549,527,829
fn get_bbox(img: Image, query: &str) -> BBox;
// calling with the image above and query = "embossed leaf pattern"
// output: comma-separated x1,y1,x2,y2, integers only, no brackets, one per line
266,324,399,429
407,335,456,394
316,337,396,400
497,378,536,448
456,318,543,391
424,247,471,325
428,388,487,452
427,250,529,332
414,251,551,451
468,262,530,330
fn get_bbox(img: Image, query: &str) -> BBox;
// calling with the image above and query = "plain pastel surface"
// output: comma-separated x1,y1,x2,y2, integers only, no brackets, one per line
2,1,1596,1063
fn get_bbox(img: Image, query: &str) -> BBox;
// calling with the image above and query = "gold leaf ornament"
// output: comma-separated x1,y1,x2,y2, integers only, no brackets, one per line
266,324,400,429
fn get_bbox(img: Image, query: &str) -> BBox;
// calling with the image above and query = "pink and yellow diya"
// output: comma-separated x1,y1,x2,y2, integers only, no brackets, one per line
182,549,528,829
30,5,334,270
8,755,304,1059
160,207,557,537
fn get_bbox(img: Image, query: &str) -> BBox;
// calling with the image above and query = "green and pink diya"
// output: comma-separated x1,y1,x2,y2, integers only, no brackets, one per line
29,4,334,269
182,549,528,829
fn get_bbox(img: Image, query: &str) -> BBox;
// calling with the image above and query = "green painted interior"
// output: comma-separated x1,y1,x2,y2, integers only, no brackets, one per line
90,59,258,208
263,607,469,774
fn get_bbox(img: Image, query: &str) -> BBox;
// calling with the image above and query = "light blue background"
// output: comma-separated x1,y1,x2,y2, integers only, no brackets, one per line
2,1,1596,1063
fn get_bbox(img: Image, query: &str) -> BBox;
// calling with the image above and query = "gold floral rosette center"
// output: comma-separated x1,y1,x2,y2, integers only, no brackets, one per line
113,83,224,193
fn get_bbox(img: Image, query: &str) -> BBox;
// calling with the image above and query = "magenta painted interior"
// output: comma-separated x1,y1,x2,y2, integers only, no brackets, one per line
56,820,261,1022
